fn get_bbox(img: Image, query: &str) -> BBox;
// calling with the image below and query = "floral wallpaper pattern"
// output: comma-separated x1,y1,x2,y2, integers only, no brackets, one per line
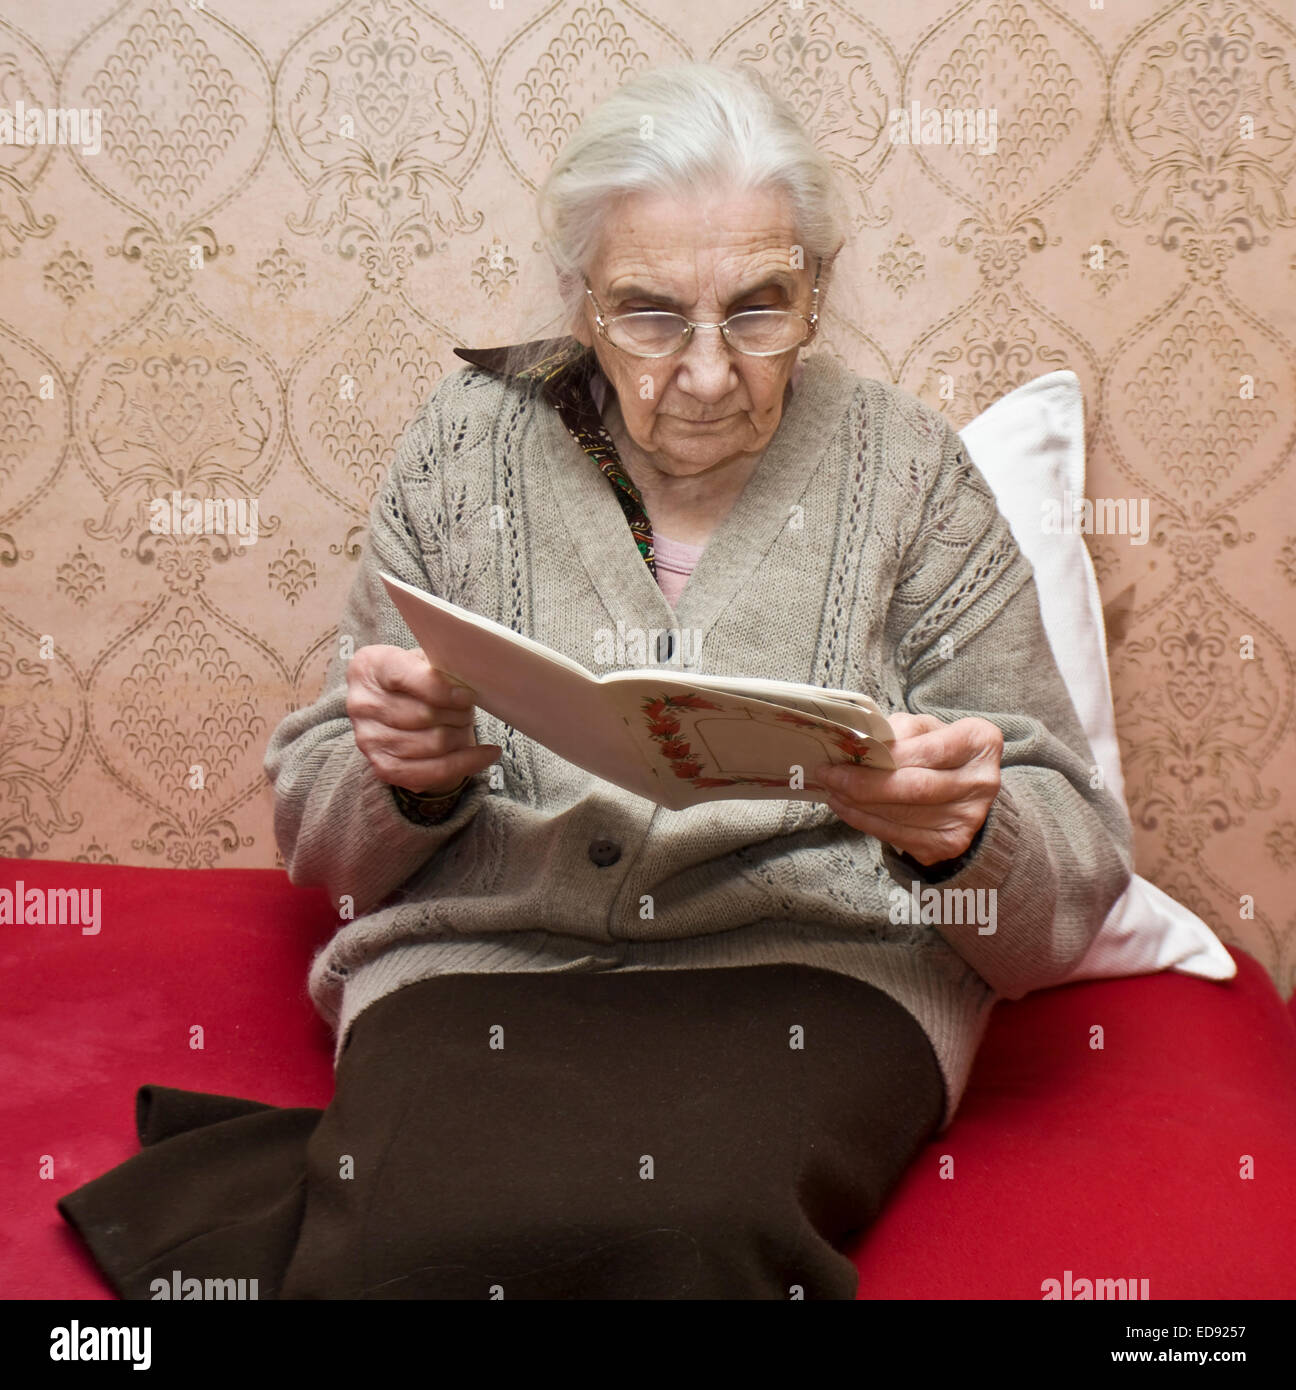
1,0,1293,994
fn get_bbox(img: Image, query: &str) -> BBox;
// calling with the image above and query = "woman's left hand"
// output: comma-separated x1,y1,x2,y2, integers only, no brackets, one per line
812,712,1004,867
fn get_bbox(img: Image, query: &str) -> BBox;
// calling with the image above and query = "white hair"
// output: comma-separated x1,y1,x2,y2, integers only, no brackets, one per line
536,62,849,328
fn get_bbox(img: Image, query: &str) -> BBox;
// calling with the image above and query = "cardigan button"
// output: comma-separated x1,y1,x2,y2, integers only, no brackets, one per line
588,838,622,867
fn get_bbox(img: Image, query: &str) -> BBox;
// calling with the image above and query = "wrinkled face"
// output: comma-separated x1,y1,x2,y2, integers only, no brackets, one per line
571,185,815,476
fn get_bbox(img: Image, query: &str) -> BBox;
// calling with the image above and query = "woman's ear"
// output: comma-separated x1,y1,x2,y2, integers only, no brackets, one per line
569,259,604,347
819,241,845,298
555,269,592,345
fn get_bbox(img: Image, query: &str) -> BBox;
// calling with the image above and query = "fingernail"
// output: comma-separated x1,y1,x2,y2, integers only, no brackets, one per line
450,685,474,705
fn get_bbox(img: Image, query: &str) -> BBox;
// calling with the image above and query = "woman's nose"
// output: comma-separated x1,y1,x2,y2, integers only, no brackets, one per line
675,323,739,399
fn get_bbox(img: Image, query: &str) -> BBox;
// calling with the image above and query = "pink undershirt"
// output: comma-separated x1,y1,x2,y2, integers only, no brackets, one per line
651,532,706,606
588,360,803,607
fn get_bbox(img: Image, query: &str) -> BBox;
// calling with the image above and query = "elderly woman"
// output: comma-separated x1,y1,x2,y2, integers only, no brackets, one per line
59,63,1131,1300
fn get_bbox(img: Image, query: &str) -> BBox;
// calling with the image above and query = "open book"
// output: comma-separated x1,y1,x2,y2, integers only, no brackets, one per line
381,572,896,811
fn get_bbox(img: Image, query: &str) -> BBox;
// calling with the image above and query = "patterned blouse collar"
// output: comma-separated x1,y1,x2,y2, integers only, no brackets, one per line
453,336,596,400
452,337,656,575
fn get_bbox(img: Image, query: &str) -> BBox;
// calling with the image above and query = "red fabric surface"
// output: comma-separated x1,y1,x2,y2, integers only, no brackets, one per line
2,855,1293,1300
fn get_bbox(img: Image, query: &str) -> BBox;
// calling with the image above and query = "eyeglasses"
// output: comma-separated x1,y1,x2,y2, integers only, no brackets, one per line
583,262,820,359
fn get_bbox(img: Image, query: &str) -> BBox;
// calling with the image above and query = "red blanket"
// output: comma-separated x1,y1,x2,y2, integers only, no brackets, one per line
2,857,1293,1299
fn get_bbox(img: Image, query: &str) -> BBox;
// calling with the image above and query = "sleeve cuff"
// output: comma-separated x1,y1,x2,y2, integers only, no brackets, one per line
391,777,470,826
881,784,1022,889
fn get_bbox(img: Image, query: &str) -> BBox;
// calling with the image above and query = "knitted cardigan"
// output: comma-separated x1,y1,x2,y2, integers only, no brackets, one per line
263,347,1133,1130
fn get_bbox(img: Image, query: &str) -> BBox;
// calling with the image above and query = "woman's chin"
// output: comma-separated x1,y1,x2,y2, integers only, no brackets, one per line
657,424,764,471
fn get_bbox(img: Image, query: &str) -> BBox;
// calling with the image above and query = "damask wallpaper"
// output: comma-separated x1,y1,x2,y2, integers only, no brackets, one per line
1,0,1293,994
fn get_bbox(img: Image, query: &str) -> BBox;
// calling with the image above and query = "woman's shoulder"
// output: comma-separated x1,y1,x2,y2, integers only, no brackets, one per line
801,355,959,463
386,350,546,481
404,338,580,440
418,354,528,419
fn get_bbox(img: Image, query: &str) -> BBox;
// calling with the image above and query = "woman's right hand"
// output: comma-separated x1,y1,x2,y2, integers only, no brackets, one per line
345,645,502,794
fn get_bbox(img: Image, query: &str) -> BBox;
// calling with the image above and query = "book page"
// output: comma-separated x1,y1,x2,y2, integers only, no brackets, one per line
600,669,893,742
600,677,896,810
694,674,887,718
720,687,893,742
380,573,658,800
602,667,884,713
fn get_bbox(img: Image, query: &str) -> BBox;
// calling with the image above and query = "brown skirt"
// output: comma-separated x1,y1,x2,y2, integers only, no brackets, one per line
58,963,944,1300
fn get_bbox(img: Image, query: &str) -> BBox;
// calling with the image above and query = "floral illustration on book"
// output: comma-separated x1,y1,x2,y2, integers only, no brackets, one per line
641,691,883,791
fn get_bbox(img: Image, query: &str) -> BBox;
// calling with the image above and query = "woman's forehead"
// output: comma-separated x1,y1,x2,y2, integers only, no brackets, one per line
593,194,805,301
598,184,798,247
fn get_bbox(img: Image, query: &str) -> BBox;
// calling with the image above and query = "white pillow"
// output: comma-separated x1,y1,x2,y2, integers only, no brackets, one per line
957,372,1235,982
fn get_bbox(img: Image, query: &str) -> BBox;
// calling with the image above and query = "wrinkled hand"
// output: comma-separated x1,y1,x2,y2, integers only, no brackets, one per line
812,712,1003,867
346,645,502,795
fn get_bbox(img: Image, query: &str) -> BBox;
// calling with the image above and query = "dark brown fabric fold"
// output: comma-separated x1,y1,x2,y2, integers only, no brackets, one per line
59,964,943,1300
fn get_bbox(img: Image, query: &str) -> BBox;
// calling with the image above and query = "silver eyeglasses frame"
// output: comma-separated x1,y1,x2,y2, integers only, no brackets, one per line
583,260,821,359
